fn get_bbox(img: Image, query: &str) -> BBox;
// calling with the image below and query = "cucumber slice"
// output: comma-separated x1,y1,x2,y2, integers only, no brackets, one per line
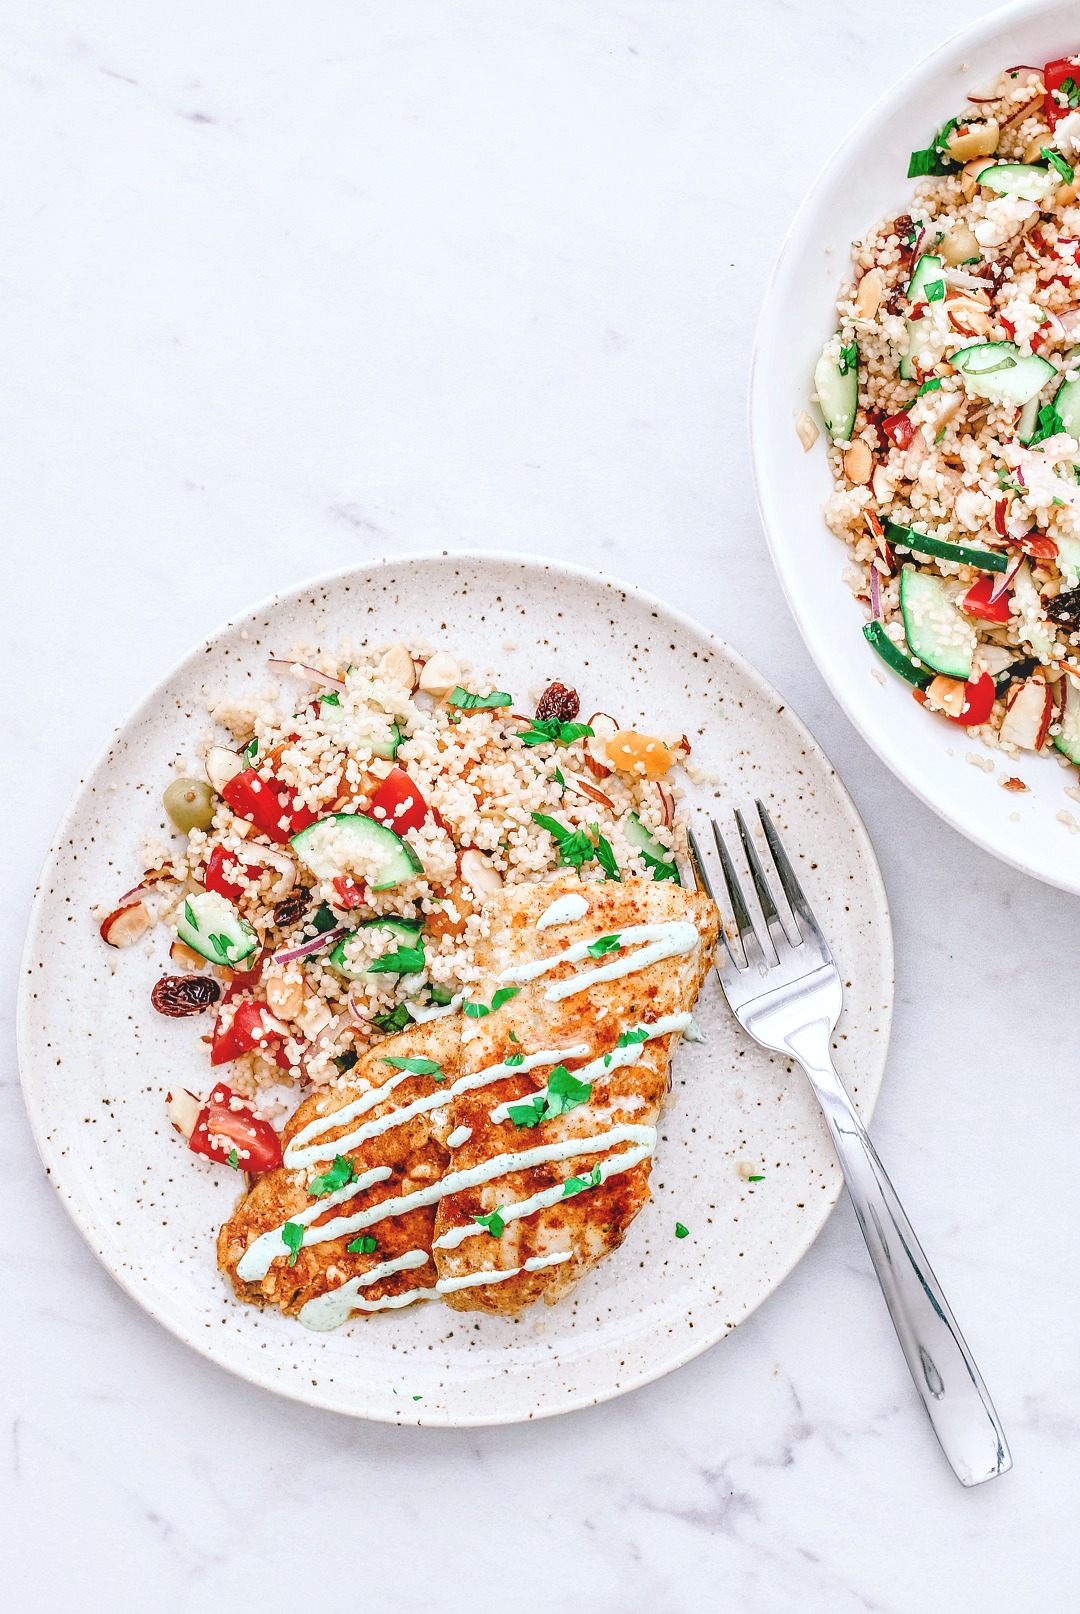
950,342,1055,408
328,916,424,981
1010,560,1055,661
1018,393,1042,445
1057,533,1080,588
899,568,976,679
814,334,859,442
177,890,258,967
1054,674,1080,765
975,162,1061,202
624,812,680,883
884,519,1008,573
862,621,932,688
290,813,423,890
900,255,944,382
318,695,402,760
1054,371,1080,440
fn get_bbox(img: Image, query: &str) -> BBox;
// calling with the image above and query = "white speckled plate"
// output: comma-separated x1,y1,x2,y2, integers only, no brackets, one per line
18,553,892,1425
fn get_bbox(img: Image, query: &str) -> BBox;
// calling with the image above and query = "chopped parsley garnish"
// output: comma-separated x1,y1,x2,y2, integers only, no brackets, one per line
1042,146,1075,185
347,1234,378,1254
518,719,595,748
1059,75,1080,109
183,900,196,928
553,766,567,796
492,987,520,1011
308,1154,356,1197
588,933,622,957
837,339,858,376
321,691,340,707
562,1164,603,1198
508,1064,592,1128
426,981,455,1006
282,1221,304,1266
675,1222,689,1239
373,1002,412,1034
368,941,426,976
748,1174,765,1183
243,738,259,763
505,1052,525,1067
463,999,489,1019
918,377,942,394
332,1049,358,1073
593,832,622,882
907,146,955,179
1030,400,1066,445
508,1029,520,1043
531,812,596,872
934,426,946,445
636,843,680,883
227,1148,239,1170
924,279,945,302
382,1055,444,1079
311,903,338,934
447,686,513,710
605,1024,649,1066
474,1208,506,1238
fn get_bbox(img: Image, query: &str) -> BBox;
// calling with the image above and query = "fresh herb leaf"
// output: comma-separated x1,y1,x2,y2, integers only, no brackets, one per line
243,738,259,763
562,1164,603,1198
505,1051,525,1067
519,719,595,748
837,338,858,377
1030,400,1066,445
1042,146,1075,185
320,691,341,707
333,1049,359,1073
184,900,196,928
382,1055,444,1078
1059,75,1080,109
675,1222,689,1239
637,843,680,883
918,377,942,394
282,1221,304,1266
588,933,622,957
227,1148,239,1170
447,686,513,711
368,942,426,976
934,426,946,444
462,999,489,1019
474,1208,506,1238
553,766,566,796
308,1154,356,1197
531,812,596,871
508,1029,520,1043
491,987,519,1011
373,1002,412,1034
617,1026,649,1048
593,833,622,882
924,279,945,302
907,146,954,178
426,981,455,1006
507,1095,546,1128
347,1234,378,1254
748,1174,765,1183
311,903,338,934
543,1064,592,1117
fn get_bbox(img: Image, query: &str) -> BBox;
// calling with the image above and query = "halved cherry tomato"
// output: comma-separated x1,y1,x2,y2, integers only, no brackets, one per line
204,845,262,901
188,1082,282,1172
882,410,915,450
369,766,431,834
961,575,1013,624
945,673,996,727
210,1000,285,1066
220,767,317,843
1044,57,1080,127
332,875,367,909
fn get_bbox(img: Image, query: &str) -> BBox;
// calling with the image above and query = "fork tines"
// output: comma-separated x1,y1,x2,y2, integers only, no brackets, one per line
686,801,824,974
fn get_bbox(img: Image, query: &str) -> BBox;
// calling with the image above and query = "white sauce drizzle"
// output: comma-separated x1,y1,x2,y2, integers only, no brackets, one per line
446,1125,472,1148
236,1165,393,1282
536,893,589,930
297,1248,432,1330
435,1250,572,1294
496,920,699,1002
487,1013,690,1123
406,993,464,1024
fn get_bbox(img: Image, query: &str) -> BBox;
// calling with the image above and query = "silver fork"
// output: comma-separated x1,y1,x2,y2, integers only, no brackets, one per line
686,803,1011,1488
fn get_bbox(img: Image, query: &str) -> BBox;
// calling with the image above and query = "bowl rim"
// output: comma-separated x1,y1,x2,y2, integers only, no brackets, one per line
17,547,894,1424
748,0,1080,894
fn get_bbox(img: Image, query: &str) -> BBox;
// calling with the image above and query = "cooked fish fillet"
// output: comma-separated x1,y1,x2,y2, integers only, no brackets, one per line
432,875,719,1314
217,1017,457,1323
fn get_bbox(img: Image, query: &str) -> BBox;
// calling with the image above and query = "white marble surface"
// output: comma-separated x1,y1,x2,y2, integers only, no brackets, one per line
6,1,1078,1608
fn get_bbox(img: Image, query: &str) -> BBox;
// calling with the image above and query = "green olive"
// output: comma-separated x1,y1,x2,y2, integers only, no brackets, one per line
163,777,217,835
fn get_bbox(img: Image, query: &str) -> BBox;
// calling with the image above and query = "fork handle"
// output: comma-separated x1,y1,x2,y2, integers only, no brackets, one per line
788,1026,1011,1487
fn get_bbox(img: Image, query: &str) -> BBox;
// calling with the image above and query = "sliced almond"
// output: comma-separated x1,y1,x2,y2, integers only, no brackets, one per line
166,1088,202,1141
204,745,244,793
459,848,504,896
794,410,819,451
377,644,417,690
961,158,990,201
170,939,207,970
854,268,884,319
99,900,153,948
562,771,616,810
926,675,967,718
843,438,873,485
583,712,618,778
417,650,461,698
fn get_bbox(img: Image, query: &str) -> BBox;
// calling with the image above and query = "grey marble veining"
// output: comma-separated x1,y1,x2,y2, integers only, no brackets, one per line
5,1,1078,1609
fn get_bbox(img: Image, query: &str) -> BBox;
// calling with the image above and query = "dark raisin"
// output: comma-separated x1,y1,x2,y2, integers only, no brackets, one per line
535,682,580,723
1044,589,1080,631
273,886,312,929
152,974,221,1017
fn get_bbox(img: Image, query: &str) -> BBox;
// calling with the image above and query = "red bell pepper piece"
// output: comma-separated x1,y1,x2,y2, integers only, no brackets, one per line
369,767,431,835
961,575,1013,624
882,410,915,450
204,845,262,901
945,673,996,728
220,768,317,843
332,875,368,909
188,1083,282,1172
210,1000,285,1066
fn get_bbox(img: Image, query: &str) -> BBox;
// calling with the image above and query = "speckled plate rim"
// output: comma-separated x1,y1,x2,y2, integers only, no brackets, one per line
17,550,894,1425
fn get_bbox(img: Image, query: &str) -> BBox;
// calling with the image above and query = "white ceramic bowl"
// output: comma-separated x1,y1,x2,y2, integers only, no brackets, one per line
751,0,1080,894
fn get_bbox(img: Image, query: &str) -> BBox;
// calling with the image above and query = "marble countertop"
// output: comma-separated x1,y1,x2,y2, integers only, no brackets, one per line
6,2,1077,1608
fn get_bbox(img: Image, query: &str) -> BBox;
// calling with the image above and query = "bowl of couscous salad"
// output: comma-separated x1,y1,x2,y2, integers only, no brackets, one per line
752,0,1080,893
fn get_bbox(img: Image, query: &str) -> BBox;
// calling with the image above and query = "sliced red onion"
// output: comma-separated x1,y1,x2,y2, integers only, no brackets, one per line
273,926,347,964
656,780,675,828
1015,465,1026,487
989,554,1023,604
266,657,346,691
347,994,372,1023
869,566,882,621
117,882,151,906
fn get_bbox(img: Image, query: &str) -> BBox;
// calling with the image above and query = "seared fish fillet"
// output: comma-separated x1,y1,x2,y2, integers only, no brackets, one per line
217,1017,456,1324
432,875,718,1313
